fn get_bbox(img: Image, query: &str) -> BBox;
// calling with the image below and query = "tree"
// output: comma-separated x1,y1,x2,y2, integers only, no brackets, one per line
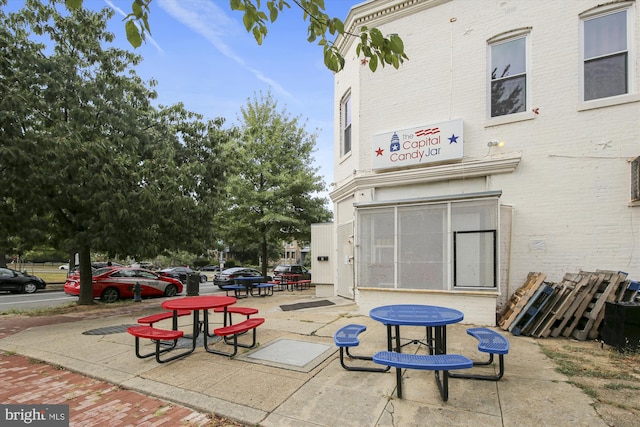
221,91,332,277
65,0,408,72
490,64,525,117
0,0,227,303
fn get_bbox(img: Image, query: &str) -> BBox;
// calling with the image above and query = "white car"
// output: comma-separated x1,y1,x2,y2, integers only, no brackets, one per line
58,264,69,270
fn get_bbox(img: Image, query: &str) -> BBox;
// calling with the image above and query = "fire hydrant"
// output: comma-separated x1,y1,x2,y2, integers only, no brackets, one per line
133,281,142,302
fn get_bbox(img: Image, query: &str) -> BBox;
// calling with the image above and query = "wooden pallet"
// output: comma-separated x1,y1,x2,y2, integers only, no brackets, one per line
528,282,572,338
548,273,597,337
498,272,546,331
561,272,605,338
500,270,635,340
528,273,584,338
617,279,638,302
587,273,629,340
571,272,626,340
510,284,555,336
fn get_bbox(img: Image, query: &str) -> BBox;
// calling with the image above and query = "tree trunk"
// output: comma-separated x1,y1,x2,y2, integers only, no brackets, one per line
69,250,76,270
260,234,269,279
78,244,94,305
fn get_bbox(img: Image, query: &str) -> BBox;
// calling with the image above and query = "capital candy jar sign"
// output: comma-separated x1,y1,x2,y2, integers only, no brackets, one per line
372,119,463,170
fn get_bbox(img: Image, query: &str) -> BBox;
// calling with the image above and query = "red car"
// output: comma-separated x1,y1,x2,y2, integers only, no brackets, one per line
64,266,183,303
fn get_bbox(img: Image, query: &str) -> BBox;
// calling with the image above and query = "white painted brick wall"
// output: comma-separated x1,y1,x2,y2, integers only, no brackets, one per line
332,0,640,296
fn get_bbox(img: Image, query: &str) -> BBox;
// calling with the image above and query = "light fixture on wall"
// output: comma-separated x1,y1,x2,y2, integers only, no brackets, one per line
487,140,505,147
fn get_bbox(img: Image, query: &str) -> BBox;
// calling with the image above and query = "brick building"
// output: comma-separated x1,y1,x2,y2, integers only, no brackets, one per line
321,0,640,324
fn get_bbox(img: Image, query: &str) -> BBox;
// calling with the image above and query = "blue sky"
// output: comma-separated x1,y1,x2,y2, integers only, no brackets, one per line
11,0,362,200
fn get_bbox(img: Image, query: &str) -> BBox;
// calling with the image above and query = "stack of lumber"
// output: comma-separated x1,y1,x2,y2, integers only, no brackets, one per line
498,270,634,340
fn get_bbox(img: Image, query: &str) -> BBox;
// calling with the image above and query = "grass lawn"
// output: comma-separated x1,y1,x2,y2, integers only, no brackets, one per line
9,263,70,284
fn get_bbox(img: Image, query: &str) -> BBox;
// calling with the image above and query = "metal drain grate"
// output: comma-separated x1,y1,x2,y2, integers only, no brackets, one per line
83,324,138,335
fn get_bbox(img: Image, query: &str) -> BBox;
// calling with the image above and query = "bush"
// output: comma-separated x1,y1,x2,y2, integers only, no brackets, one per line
24,248,67,263
191,258,211,268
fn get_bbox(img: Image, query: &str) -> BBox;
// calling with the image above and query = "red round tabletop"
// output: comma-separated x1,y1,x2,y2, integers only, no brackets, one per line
162,295,236,311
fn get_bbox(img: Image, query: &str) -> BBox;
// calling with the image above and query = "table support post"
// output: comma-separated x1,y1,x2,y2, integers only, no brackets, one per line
172,311,178,331
394,325,401,352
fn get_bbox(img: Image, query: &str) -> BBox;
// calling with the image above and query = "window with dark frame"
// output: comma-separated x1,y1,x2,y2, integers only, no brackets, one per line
453,230,497,288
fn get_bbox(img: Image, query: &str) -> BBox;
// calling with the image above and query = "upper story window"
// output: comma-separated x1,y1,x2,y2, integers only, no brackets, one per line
341,92,352,156
582,5,632,101
489,34,527,117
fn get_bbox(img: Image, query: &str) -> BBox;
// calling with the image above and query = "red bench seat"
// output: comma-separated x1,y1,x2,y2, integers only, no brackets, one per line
128,325,183,340
213,306,258,326
206,318,265,357
296,280,312,290
127,326,192,363
214,317,264,336
137,309,191,326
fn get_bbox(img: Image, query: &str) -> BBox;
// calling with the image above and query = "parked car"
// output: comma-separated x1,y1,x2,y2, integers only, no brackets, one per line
59,263,69,270
199,265,220,272
0,268,47,294
272,264,311,281
213,267,271,289
91,261,123,269
158,266,207,283
131,261,155,270
64,266,183,303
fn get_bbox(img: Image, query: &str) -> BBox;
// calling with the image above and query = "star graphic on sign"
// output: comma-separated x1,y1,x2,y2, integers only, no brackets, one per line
375,147,384,156
448,134,459,144
390,142,400,152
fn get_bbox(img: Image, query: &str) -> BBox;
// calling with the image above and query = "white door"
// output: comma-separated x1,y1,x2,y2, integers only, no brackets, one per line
336,222,353,298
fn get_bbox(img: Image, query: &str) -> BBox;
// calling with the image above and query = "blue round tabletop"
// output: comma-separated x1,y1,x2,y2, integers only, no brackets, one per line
369,304,464,326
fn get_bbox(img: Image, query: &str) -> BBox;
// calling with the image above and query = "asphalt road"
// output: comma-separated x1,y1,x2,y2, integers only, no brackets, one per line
0,281,223,313
0,290,77,313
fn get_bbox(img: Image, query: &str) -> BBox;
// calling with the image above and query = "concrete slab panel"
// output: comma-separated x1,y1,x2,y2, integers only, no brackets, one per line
241,338,334,372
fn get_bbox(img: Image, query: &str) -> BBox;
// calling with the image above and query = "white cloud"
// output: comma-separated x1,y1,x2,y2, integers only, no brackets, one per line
158,0,293,99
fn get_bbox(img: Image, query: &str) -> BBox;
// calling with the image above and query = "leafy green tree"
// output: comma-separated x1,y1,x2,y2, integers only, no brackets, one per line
221,91,332,278
0,0,227,303
66,0,408,72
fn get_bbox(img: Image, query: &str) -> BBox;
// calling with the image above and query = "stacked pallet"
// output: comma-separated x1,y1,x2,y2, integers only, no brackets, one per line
497,270,633,340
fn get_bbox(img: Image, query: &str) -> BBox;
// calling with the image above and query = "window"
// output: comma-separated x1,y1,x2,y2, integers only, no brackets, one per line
454,230,496,288
582,6,630,101
357,197,499,291
632,156,640,202
341,93,352,156
490,35,527,117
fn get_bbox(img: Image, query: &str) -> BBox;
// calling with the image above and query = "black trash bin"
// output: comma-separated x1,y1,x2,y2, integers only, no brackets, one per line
186,273,200,296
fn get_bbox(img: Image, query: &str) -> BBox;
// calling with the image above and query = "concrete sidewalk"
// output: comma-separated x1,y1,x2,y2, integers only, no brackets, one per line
0,289,605,426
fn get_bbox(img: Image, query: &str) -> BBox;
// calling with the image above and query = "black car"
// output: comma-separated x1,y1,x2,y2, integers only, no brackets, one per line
213,267,271,289
158,266,207,283
0,268,47,294
272,264,311,281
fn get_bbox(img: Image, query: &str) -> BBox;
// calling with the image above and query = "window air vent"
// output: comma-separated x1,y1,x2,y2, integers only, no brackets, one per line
632,156,640,202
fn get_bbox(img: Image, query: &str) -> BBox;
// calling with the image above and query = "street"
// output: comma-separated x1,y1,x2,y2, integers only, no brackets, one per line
0,281,223,313
0,290,76,313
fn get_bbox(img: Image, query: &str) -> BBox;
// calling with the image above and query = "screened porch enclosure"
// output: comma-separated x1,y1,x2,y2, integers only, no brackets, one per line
357,195,501,291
